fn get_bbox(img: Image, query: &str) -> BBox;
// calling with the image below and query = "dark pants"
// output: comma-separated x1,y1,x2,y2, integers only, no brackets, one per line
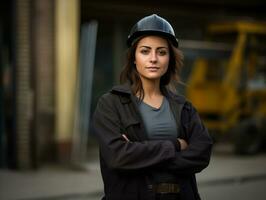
155,193,181,200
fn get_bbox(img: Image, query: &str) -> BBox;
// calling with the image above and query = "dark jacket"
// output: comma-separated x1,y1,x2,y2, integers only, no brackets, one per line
92,84,213,200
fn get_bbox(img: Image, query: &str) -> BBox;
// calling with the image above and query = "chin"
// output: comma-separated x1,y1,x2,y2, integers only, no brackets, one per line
147,73,164,79
144,75,162,81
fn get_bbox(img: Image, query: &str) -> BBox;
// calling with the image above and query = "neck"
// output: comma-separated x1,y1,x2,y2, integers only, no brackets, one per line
141,79,162,98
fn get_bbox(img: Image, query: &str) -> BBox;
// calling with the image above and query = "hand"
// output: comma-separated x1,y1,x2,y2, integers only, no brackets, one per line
122,134,130,142
178,138,188,150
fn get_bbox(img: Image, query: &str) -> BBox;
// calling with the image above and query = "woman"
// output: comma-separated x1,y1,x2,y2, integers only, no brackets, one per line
93,14,213,200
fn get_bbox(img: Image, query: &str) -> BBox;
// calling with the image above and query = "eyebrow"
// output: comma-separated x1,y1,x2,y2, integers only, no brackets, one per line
139,45,168,49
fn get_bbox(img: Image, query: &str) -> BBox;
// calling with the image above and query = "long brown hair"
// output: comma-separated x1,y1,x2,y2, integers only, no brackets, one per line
120,35,184,100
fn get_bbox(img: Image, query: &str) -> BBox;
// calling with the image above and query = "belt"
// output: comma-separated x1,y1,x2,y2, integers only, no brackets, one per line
151,183,180,194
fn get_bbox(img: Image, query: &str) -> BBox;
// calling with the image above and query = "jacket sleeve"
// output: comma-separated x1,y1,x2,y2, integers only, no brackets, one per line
160,102,213,175
92,94,176,170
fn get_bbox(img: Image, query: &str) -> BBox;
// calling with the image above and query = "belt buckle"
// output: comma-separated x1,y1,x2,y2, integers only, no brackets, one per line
153,183,180,194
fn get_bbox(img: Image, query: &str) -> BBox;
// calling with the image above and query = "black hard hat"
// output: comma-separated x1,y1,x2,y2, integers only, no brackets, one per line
127,14,179,47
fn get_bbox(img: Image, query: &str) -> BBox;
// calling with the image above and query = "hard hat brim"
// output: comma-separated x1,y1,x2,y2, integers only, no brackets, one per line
127,30,179,48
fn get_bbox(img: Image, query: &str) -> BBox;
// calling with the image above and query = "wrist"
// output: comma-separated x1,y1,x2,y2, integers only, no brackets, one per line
170,138,181,152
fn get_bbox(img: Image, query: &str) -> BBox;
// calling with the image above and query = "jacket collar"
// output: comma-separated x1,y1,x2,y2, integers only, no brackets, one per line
111,83,186,104
111,83,132,95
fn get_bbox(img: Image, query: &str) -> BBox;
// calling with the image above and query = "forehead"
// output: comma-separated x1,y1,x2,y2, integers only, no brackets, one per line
136,35,168,47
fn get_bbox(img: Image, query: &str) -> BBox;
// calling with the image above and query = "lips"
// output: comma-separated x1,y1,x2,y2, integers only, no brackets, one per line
146,66,159,70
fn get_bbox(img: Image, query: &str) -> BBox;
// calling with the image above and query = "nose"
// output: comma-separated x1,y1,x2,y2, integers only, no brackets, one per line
150,50,157,63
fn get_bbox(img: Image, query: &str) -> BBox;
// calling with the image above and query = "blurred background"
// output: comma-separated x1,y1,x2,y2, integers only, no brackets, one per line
0,0,266,199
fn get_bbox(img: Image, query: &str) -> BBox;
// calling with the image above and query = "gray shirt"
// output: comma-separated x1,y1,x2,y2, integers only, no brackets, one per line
138,97,178,183
138,97,178,140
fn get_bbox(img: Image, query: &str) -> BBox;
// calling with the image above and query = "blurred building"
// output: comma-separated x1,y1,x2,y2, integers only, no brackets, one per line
0,0,265,169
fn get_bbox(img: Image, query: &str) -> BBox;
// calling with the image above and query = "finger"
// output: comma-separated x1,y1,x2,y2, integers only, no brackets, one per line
122,134,130,142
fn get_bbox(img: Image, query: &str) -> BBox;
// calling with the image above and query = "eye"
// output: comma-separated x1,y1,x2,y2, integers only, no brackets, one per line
158,49,168,56
140,48,150,55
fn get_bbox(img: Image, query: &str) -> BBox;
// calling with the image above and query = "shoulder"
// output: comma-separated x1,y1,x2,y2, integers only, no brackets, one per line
169,92,194,111
166,90,201,125
97,91,118,106
97,84,131,106
181,99,199,124
93,92,121,117
170,92,198,122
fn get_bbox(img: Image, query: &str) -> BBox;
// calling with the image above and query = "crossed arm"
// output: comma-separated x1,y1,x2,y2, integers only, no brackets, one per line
93,95,212,173
122,134,188,150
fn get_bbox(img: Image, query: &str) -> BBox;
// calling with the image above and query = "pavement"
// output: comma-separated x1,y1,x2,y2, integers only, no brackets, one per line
1,143,266,200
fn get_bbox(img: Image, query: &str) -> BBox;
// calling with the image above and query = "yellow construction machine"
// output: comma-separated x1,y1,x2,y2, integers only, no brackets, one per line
186,21,266,154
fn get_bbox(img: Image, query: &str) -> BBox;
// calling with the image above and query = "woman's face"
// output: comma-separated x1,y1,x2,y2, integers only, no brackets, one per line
134,36,169,82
